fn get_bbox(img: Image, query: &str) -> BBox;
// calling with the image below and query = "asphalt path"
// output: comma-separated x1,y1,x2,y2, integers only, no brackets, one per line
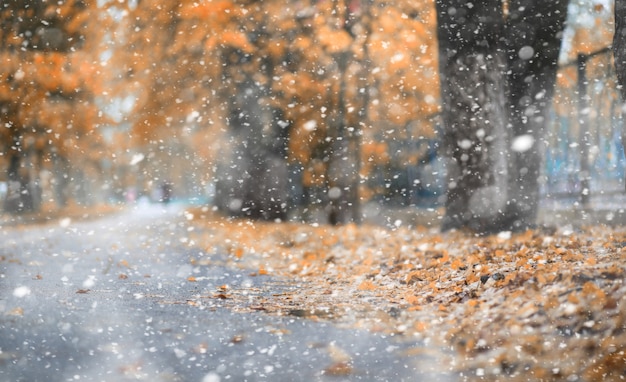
0,204,450,382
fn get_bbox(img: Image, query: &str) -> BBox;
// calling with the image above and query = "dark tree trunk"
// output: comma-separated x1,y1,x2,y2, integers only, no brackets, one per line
4,153,26,213
3,155,41,214
327,51,356,225
614,0,626,189
214,79,290,221
53,153,71,207
3,134,40,214
615,1,626,101
435,0,509,232
326,0,367,225
503,0,569,230
435,0,568,233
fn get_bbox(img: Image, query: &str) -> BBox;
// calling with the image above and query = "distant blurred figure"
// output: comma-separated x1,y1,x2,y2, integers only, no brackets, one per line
161,182,173,204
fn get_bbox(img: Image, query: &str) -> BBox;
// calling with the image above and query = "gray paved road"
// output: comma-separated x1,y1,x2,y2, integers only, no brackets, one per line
0,204,450,382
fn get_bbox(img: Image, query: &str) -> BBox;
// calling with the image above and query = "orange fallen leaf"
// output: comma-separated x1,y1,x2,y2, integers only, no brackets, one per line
324,362,352,376
585,257,597,266
405,294,420,305
414,321,428,332
450,258,465,270
233,247,244,258
8,307,24,316
231,334,244,343
357,280,376,291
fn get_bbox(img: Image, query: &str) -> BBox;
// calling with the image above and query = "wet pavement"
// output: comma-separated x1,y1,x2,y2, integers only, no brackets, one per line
0,204,450,382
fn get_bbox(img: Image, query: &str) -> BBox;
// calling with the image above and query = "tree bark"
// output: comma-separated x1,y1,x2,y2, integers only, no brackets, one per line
435,0,509,232
615,1,626,101
503,0,568,230
435,0,567,233
614,0,626,189
215,79,290,221
327,51,356,225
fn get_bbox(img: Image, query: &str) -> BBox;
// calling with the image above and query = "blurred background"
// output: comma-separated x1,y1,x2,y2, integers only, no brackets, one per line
0,0,621,224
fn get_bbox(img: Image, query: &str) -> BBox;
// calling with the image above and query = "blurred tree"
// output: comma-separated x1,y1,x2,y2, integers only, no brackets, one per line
0,0,104,213
504,1,569,230
159,0,438,223
103,1,222,202
615,0,626,187
435,0,568,233
181,1,292,220
101,0,438,221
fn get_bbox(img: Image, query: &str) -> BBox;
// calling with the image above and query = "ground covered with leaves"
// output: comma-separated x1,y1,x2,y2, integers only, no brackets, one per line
0,202,121,228
189,208,626,381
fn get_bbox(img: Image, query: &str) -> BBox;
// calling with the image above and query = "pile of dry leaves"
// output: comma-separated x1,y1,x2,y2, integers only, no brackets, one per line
189,209,626,381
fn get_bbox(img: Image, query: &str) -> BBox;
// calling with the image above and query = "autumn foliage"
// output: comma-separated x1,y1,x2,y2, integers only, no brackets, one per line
0,0,443,213
0,0,619,218
0,1,109,211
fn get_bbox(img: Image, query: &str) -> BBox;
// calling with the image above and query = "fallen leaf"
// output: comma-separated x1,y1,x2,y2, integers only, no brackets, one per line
7,307,24,316
118,259,130,268
324,362,352,376
357,280,376,291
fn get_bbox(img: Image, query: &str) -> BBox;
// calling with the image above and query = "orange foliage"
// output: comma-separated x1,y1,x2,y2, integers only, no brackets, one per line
179,0,235,20
1,0,442,198
106,0,440,183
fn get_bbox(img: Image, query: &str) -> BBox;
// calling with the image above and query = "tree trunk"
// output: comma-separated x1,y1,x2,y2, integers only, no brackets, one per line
215,79,290,221
435,0,509,232
327,51,356,225
435,0,567,233
614,0,626,191
503,0,568,230
52,153,70,207
4,153,26,213
3,138,39,214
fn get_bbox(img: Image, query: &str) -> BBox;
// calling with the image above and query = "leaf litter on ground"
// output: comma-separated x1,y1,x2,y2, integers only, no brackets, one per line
187,209,626,381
